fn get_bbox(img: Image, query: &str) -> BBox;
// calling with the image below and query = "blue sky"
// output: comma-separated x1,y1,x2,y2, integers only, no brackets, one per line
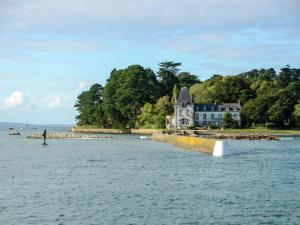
0,0,299,124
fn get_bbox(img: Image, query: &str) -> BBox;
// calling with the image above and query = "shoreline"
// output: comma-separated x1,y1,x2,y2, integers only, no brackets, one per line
72,126,300,136
27,133,113,139
71,127,162,135
195,129,300,137
26,127,300,140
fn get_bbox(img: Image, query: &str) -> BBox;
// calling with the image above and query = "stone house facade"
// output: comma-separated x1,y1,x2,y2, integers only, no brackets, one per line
166,87,241,129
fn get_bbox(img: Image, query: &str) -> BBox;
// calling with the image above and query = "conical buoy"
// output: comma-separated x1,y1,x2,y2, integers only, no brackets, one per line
213,140,229,156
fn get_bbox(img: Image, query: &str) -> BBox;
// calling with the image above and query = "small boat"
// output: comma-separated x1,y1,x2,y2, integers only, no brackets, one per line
279,137,294,140
139,136,151,139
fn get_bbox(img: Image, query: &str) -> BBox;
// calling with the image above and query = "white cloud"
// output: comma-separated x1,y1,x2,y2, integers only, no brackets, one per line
1,90,25,109
48,97,62,109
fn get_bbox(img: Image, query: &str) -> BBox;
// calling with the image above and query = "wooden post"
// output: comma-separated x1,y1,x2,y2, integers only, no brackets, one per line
42,129,47,145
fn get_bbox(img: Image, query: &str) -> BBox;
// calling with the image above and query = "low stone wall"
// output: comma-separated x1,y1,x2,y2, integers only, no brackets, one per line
72,127,162,134
72,128,127,134
131,129,162,134
27,133,113,139
152,133,216,154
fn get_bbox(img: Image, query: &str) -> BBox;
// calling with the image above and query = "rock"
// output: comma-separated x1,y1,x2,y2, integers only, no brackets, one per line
204,134,279,140
27,132,113,139
9,131,21,135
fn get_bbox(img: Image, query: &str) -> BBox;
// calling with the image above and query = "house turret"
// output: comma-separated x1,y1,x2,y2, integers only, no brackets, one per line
174,87,194,128
166,87,242,129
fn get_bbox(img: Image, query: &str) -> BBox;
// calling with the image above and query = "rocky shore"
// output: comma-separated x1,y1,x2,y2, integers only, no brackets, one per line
163,130,281,140
204,133,279,140
27,133,113,139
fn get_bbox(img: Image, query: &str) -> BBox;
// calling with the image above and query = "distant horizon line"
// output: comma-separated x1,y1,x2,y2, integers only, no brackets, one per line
0,121,75,126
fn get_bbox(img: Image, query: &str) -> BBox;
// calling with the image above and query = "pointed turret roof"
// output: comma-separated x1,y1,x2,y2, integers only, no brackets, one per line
177,87,193,104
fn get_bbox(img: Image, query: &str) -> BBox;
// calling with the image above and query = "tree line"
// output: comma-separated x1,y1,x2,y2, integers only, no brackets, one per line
75,62,300,129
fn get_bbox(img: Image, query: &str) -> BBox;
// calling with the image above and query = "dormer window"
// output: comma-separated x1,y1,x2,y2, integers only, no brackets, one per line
182,102,187,108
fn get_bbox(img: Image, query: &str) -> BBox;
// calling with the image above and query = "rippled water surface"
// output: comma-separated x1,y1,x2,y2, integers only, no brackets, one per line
0,127,300,225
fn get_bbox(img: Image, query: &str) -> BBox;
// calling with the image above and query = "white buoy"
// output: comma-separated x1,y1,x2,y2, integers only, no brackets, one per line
213,140,229,157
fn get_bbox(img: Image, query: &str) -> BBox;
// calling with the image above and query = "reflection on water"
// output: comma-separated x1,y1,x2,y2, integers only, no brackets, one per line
0,128,300,225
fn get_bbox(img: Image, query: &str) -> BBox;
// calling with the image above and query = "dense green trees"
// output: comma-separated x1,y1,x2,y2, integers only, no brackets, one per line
178,72,200,88
157,61,200,97
74,84,104,126
75,63,300,129
137,96,171,128
102,65,160,128
222,112,238,128
157,61,181,97
294,102,300,127
190,75,253,104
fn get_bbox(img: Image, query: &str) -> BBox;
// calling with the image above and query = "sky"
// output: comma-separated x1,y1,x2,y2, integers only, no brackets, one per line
0,0,299,124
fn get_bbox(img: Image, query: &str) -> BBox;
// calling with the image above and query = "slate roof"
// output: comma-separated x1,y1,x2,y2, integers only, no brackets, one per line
194,103,241,112
177,87,193,104
194,104,218,111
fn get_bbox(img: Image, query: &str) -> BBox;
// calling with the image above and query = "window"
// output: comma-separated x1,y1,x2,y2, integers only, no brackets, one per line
203,105,206,111
218,114,222,119
179,109,183,116
233,114,237,120
195,121,199,126
195,113,199,119
203,121,207,126
180,119,189,125
203,113,207,120
182,102,187,108
211,114,214,120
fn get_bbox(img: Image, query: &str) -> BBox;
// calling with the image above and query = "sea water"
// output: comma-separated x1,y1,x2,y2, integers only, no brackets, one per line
0,127,299,225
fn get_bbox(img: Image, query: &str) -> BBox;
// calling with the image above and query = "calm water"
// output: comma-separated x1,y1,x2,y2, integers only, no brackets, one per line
0,127,300,225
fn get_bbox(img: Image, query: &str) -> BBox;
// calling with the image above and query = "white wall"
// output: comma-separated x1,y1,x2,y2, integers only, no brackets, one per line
175,105,194,127
194,111,240,127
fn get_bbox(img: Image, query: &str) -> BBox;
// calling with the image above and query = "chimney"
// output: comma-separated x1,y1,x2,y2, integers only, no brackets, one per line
214,100,217,105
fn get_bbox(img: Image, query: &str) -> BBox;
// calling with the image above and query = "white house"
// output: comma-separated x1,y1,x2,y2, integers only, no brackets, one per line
166,87,241,129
